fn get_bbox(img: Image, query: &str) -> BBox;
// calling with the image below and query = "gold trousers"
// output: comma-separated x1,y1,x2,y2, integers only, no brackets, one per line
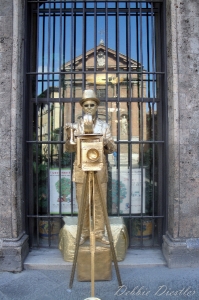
76,179,107,238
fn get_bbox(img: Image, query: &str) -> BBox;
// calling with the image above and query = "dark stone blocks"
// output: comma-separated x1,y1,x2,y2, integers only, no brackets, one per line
0,233,29,272
162,232,199,268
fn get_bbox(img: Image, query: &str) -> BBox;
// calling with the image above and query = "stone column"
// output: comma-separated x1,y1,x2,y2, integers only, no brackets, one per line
163,0,199,267
0,0,28,271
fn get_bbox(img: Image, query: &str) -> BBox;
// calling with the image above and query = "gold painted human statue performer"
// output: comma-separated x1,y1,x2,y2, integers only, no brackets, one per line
65,89,116,246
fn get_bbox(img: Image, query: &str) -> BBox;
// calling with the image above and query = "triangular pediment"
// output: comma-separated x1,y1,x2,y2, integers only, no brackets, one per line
62,42,141,71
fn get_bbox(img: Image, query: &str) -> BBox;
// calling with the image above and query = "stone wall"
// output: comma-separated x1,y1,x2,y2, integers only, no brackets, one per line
163,0,199,267
0,0,28,272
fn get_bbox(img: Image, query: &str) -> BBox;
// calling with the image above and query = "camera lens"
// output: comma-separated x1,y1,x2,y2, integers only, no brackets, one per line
87,149,100,162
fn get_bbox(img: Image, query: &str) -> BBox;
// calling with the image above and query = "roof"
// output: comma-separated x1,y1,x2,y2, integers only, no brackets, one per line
62,42,141,70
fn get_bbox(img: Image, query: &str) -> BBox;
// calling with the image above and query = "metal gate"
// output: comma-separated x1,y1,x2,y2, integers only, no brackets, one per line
25,0,167,248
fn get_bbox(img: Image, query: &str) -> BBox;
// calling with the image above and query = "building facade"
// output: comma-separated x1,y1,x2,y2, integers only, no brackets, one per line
0,0,199,271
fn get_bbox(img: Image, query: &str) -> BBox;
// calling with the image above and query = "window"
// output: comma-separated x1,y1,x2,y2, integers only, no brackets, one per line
25,0,167,248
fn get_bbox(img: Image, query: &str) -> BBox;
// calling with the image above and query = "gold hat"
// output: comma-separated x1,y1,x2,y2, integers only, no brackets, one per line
79,89,100,106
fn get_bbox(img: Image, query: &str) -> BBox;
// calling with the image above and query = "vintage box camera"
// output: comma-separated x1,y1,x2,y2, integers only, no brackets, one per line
76,134,103,171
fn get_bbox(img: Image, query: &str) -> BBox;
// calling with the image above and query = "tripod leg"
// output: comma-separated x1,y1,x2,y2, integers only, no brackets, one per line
95,172,122,287
69,172,89,289
90,172,96,297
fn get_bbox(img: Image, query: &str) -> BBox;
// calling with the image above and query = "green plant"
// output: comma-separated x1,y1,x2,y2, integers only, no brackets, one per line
33,144,48,213
145,181,153,215
61,152,71,167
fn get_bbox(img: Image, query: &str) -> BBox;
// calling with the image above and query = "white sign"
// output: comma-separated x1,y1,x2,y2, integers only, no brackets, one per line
111,167,145,214
50,168,78,214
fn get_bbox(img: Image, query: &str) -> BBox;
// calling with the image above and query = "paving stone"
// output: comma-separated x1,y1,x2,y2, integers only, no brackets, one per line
0,267,199,300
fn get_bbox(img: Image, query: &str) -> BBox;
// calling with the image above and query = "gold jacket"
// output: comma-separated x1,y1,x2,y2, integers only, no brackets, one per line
65,118,116,184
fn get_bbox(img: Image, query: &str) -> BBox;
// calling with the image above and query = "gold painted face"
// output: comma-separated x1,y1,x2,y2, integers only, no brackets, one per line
82,100,98,118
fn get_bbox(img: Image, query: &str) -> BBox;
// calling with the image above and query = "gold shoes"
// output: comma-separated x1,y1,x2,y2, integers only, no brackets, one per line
96,236,110,245
79,236,88,245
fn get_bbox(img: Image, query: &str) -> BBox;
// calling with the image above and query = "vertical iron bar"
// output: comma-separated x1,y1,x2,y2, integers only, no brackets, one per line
58,2,63,216
35,1,39,107
70,2,74,75
127,2,131,99
41,3,45,99
136,2,139,71
128,4,132,246
151,2,155,246
134,3,140,247
94,2,97,92
116,2,121,216
139,2,144,247
105,0,108,95
162,0,168,238
82,2,86,89
35,2,40,246
52,2,55,91
117,102,120,216
70,2,74,215
23,0,30,243
116,1,119,80
105,2,108,123
127,2,132,217
62,1,66,76
127,3,132,237
146,2,150,98
47,3,51,246
94,1,97,74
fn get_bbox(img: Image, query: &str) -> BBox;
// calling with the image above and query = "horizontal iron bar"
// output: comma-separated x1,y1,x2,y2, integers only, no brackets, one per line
27,215,64,218
115,140,164,144
26,71,165,75
27,215,164,218
26,140,164,144
35,9,159,14
28,1,163,3
124,215,164,219
30,98,160,103
26,141,66,144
